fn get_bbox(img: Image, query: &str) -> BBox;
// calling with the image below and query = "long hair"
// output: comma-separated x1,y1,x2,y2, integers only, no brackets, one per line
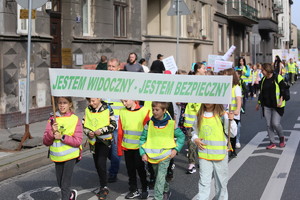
238,57,246,68
196,104,225,131
223,68,239,86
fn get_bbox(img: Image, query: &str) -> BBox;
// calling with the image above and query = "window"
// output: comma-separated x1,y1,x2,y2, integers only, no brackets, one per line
83,0,91,36
218,25,224,52
227,27,230,50
114,1,127,37
17,5,35,35
201,4,211,38
240,34,244,53
245,32,249,53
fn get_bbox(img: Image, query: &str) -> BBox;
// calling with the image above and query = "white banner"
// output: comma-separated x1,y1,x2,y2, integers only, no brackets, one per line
49,69,232,104
289,49,298,61
208,55,223,68
272,49,289,61
222,45,236,61
162,56,178,74
214,60,233,73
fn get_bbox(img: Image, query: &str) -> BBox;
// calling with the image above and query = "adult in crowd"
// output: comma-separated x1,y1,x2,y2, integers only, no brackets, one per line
124,53,144,72
139,58,150,73
150,54,165,73
256,63,286,149
273,55,284,75
96,55,108,70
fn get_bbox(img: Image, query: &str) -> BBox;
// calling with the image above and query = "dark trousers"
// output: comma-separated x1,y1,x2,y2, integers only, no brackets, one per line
93,141,110,188
55,158,76,200
124,149,148,191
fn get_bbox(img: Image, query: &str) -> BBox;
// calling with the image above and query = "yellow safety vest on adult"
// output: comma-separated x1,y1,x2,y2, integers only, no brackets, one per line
184,103,201,128
49,114,82,162
120,106,149,149
84,108,112,145
198,115,227,160
288,63,296,74
142,120,176,163
260,74,286,108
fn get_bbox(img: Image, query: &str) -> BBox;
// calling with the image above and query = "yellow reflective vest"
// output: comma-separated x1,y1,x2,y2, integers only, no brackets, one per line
49,114,81,162
184,103,201,128
197,115,227,161
142,120,176,164
84,108,112,145
288,63,296,73
231,85,237,111
260,75,285,108
120,106,149,149
143,101,153,117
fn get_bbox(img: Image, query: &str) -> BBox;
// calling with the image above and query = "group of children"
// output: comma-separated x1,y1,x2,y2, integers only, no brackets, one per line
43,60,243,200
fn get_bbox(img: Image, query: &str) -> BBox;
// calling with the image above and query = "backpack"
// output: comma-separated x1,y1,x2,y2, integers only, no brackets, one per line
274,75,290,101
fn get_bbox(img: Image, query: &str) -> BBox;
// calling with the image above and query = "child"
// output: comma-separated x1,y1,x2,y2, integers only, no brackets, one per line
140,102,185,200
118,100,150,199
192,104,236,200
223,68,242,154
82,98,117,200
43,97,83,200
251,64,259,98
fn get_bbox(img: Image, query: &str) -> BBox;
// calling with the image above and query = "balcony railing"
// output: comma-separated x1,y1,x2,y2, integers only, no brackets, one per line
226,1,258,24
273,3,283,14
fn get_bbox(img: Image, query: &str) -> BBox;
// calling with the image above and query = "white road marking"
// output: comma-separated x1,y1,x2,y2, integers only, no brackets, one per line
192,130,300,200
297,116,300,121
293,124,300,129
0,152,12,159
260,130,300,200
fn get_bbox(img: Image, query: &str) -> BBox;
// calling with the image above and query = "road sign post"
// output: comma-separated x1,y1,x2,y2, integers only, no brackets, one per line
15,0,48,150
167,0,191,65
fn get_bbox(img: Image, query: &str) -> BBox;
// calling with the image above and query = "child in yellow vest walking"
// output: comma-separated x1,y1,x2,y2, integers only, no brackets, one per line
140,102,185,200
43,97,83,200
192,104,236,200
117,100,150,199
82,98,117,200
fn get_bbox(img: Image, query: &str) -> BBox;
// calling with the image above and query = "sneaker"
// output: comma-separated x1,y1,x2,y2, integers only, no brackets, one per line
97,187,109,200
254,94,257,98
108,174,117,183
279,137,286,148
163,191,172,200
148,179,155,190
186,164,196,174
125,190,140,199
236,143,241,149
166,169,173,182
139,191,149,199
229,151,237,158
266,143,276,149
69,189,78,200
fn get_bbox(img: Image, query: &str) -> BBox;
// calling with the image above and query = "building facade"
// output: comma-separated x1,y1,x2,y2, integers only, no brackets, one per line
0,0,142,128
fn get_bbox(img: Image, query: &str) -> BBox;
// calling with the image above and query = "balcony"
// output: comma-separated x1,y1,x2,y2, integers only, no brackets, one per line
275,27,284,37
273,3,283,14
258,18,278,32
226,1,258,26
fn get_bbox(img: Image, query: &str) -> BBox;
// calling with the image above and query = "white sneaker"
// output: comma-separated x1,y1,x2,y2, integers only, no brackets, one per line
236,143,241,148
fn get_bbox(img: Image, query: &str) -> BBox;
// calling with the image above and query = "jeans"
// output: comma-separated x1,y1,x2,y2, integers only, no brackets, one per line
197,155,228,200
263,106,284,144
109,129,121,176
152,158,171,200
55,159,76,200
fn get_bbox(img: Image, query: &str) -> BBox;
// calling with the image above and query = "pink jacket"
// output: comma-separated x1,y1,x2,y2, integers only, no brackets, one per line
43,112,83,148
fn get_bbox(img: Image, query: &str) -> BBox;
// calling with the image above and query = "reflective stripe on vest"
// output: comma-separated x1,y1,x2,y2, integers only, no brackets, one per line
197,115,227,161
120,106,149,149
142,120,176,163
184,103,201,127
288,63,296,73
261,75,285,108
49,114,81,162
231,85,237,110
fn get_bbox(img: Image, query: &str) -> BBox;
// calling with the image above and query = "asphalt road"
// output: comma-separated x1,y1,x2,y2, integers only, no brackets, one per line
0,81,300,200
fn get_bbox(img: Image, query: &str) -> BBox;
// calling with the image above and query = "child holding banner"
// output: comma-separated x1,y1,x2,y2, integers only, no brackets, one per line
192,104,236,200
82,98,117,200
140,102,185,200
43,97,83,200
117,100,150,199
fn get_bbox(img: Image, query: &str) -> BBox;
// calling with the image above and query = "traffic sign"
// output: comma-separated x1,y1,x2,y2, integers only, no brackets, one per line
167,0,191,16
15,0,48,9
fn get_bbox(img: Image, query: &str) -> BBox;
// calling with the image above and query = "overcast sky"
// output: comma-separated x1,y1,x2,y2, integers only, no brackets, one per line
292,1,300,28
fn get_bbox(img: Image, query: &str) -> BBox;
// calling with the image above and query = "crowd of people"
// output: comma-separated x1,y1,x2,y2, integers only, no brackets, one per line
43,53,296,200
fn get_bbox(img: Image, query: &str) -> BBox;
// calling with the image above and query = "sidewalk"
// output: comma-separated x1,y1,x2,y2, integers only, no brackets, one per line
0,112,86,182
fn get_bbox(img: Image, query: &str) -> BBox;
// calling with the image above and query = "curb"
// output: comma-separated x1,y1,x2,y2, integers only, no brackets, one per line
0,140,90,182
